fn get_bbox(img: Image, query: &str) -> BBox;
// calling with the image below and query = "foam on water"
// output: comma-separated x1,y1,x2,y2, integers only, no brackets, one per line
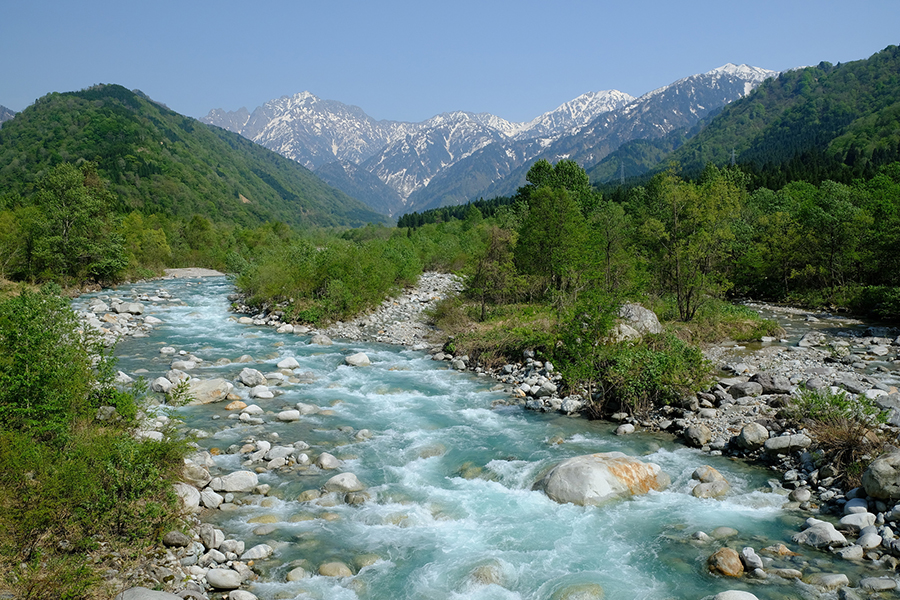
77,278,828,599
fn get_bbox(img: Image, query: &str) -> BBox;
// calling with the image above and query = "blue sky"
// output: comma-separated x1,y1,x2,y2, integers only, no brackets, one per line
2,0,898,123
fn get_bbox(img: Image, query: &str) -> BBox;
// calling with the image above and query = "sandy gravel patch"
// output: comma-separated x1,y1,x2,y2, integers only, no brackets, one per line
163,268,226,278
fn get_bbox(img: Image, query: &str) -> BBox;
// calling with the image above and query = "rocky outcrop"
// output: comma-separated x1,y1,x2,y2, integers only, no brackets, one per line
535,452,670,506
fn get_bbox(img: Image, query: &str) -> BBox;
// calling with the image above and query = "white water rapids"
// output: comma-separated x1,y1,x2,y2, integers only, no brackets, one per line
74,276,864,600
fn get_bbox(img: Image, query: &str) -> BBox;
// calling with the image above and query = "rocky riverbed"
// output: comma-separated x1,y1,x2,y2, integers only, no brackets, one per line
76,273,900,599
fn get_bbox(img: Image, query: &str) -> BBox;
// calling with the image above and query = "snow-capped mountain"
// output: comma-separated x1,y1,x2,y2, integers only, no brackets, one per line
203,63,776,216
511,90,635,140
407,64,778,212
203,92,421,169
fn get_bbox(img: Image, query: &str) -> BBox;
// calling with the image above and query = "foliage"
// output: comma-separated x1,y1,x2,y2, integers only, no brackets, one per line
635,167,739,321
0,84,386,230
564,333,711,417
784,388,886,486
0,285,118,444
0,284,189,599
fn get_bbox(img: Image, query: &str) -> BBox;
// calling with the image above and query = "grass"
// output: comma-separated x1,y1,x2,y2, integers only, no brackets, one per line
649,296,784,344
429,298,556,367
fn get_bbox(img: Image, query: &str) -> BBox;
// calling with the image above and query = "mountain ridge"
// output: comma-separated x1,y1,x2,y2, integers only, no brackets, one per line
202,63,777,216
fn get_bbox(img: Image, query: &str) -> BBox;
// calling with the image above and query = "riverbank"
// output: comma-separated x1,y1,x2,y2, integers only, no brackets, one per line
75,273,900,599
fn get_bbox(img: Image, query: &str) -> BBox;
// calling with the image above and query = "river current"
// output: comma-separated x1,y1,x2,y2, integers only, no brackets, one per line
74,277,837,600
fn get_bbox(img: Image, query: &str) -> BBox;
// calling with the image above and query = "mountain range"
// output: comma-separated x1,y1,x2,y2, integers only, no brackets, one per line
203,64,777,216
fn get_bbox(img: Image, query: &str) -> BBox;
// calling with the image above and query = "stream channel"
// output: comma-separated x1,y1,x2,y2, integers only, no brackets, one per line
74,276,880,600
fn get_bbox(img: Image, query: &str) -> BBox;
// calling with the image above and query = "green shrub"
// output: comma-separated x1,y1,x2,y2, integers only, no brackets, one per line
0,285,107,444
579,334,712,416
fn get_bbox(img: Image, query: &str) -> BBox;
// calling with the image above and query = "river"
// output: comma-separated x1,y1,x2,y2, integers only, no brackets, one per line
74,276,865,600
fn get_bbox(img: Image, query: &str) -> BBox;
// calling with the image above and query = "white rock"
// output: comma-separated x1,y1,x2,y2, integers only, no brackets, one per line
316,452,341,470
324,472,365,493
173,482,200,513
240,543,274,561
206,568,242,590
535,452,670,506
241,404,264,415
209,471,258,493
249,385,274,399
840,512,876,532
200,490,224,509
277,357,300,369
277,410,301,422
150,377,173,394
345,352,371,367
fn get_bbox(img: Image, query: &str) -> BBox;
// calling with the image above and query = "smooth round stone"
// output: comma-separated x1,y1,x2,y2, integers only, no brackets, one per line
319,561,353,577
206,568,242,589
277,357,300,369
241,543,274,560
252,525,277,536
316,452,341,470
712,593,759,600
228,592,258,600
277,410,301,422
615,423,635,435
549,582,605,600
858,532,883,549
286,566,310,581
860,577,897,591
789,488,812,503
804,573,850,589
711,527,738,539
324,472,365,493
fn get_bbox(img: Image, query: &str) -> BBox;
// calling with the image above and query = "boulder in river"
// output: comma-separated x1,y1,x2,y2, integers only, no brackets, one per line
535,452,670,506
707,547,743,577
186,378,233,404
345,352,371,367
209,470,259,493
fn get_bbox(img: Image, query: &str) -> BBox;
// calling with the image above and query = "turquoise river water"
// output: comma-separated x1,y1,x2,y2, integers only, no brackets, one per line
73,277,861,600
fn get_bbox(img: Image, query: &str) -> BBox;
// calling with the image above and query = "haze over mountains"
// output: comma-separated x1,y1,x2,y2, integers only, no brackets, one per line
203,64,777,216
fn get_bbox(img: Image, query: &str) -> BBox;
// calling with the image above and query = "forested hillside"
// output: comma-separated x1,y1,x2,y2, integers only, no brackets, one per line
0,85,387,228
673,45,900,184
586,45,900,188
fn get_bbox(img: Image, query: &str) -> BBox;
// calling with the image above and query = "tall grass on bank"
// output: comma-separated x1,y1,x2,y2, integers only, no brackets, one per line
783,387,887,487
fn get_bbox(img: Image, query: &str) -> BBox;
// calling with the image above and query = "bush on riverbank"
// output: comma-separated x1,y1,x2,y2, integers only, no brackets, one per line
0,285,190,598
784,388,887,487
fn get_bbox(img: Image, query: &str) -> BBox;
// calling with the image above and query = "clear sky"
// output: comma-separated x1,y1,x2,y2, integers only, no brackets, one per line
2,0,898,124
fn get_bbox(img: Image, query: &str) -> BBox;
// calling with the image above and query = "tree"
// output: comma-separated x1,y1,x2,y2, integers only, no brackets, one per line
517,159,597,214
514,187,588,299
468,226,520,321
28,163,126,282
639,169,740,321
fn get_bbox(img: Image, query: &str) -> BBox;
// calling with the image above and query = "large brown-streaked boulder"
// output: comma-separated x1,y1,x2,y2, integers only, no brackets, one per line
708,547,744,577
535,452,670,506
863,452,900,499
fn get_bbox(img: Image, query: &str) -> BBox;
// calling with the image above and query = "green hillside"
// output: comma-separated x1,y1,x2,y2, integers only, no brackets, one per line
0,85,387,228
587,45,900,188
673,45,900,183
